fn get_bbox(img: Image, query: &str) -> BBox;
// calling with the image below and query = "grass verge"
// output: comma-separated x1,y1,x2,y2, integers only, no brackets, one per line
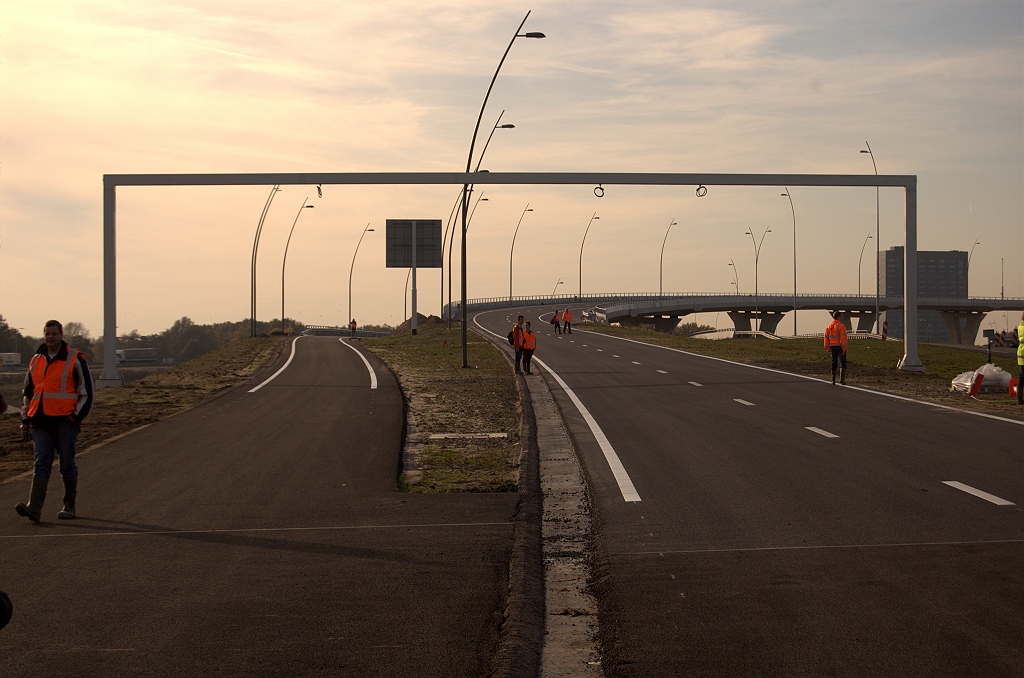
0,337,283,483
363,319,520,493
580,323,1022,420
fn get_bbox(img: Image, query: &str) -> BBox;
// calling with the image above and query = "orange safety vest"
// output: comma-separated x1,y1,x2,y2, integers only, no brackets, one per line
562,310,572,323
512,324,525,348
26,349,81,417
824,320,848,350
522,331,536,350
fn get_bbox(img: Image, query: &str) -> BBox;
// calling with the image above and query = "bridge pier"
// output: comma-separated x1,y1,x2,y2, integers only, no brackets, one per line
939,311,985,345
727,311,785,334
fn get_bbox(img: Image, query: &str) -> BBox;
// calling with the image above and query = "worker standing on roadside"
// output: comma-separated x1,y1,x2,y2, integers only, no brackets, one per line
510,315,526,374
349,319,357,337
550,311,561,334
1016,310,1024,405
562,308,572,334
522,322,537,375
15,320,94,522
824,311,848,385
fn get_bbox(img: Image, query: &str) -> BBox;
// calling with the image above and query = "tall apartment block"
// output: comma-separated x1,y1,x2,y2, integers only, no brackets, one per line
879,247,969,342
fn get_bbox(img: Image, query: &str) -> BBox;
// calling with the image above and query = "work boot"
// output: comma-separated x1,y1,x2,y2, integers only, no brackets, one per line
57,477,77,520
831,368,836,386
15,475,48,523
839,368,846,385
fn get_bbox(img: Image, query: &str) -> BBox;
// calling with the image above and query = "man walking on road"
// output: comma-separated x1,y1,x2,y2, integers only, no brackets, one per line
511,315,525,374
824,310,848,385
15,320,94,522
522,322,536,375
1016,311,1023,405
562,308,572,334
550,311,561,334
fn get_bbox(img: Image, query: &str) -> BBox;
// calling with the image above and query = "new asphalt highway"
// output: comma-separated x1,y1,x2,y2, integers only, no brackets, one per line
476,307,1023,677
0,336,517,676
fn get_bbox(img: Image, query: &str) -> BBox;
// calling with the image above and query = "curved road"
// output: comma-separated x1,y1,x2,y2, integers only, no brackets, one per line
0,336,517,676
476,305,1023,677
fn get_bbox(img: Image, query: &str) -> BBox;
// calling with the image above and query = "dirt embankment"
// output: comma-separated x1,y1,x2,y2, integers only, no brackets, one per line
0,337,283,483
363,320,521,493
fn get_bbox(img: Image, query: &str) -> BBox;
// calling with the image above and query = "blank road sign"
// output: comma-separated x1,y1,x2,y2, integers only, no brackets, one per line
386,219,442,268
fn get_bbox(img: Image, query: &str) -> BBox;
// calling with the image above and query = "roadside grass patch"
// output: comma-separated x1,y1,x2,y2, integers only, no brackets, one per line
364,320,520,493
581,323,1021,419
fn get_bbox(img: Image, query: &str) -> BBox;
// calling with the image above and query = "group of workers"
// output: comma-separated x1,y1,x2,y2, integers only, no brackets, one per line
550,308,572,334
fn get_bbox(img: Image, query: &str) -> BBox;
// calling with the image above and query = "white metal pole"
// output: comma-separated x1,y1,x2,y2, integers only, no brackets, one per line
898,184,923,371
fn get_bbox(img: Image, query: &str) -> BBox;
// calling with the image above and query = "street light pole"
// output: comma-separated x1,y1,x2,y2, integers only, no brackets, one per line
552,278,563,296
509,203,533,303
460,11,544,368
251,185,280,337
861,143,879,331
348,222,374,331
858,233,874,296
729,260,739,294
578,212,599,298
659,218,677,297
281,199,314,335
781,189,797,336
968,239,980,296
745,227,770,333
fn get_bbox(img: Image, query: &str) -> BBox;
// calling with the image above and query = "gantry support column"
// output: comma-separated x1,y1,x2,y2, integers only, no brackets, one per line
99,179,122,387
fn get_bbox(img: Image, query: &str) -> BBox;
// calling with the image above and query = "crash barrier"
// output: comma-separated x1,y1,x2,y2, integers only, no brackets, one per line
989,330,1020,348
301,326,389,338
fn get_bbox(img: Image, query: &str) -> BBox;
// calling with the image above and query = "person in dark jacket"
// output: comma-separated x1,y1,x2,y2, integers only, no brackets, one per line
15,320,94,522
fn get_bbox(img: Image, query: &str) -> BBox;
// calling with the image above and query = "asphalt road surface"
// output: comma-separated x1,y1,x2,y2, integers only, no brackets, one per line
0,336,517,677
477,307,1023,677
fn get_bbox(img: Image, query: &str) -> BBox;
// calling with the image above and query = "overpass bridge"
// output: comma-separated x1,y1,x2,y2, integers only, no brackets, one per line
446,293,1023,345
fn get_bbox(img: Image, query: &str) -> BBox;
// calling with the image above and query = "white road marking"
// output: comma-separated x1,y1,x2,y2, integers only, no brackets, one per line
582,344,588,347
612,355,620,358
734,399,755,406
578,329,1024,428
248,336,304,392
656,370,668,374
596,349,604,352
340,338,378,389
470,313,641,502
688,381,703,387
632,361,641,365
942,481,1015,506
806,426,839,438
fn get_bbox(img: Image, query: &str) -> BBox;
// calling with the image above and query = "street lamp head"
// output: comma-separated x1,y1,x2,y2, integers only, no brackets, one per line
481,197,489,201
526,208,533,212
519,31,546,38
781,192,788,197
367,228,375,232
860,149,870,154
499,124,515,129
304,205,314,209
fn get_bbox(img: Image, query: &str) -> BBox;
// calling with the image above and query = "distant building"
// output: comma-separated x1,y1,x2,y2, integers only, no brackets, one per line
879,246,968,342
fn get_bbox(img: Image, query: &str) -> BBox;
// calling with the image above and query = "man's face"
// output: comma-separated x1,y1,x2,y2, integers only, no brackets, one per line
518,316,524,324
526,322,531,331
44,326,62,352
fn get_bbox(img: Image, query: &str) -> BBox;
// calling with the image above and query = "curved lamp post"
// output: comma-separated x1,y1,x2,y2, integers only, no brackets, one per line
460,10,544,366
552,278,563,296
281,199,314,334
508,204,533,303
968,239,980,295
659,218,678,297
578,212,599,298
251,185,281,336
861,143,879,331
745,227,770,333
348,222,374,330
781,189,797,335
858,233,874,295
729,259,739,294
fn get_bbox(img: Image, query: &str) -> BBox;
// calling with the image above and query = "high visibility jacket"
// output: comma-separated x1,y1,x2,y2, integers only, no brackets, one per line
562,310,572,323
26,348,83,418
512,324,525,348
522,331,536,350
1017,321,1024,366
824,319,848,350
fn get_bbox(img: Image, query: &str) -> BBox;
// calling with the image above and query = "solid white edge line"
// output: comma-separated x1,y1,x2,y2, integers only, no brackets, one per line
472,311,641,503
734,399,755,406
577,329,1024,427
340,338,378,389
942,481,1015,506
806,426,839,438
248,335,303,392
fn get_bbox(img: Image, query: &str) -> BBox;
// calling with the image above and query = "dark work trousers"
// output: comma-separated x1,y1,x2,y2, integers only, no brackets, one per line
523,349,535,373
564,321,572,334
32,419,81,480
829,346,847,371
552,320,560,334
515,347,523,372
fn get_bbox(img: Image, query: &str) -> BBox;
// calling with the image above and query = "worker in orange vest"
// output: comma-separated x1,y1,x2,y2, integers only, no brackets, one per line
15,320,94,522
522,321,537,374
562,308,572,334
349,318,357,337
510,315,526,374
824,310,849,385
550,310,561,334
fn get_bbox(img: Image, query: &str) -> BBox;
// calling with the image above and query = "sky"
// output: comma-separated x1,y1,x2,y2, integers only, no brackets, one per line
1,0,1022,341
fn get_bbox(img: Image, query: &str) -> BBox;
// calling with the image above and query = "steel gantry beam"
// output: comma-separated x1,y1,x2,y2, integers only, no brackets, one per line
100,171,921,385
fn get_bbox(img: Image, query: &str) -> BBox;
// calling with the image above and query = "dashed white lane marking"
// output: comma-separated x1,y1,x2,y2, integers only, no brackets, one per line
340,338,378,389
734,399,755,406
596,349,604,352
656,370,668,374
942,481,1015,506
249,336,304,392
612,354,620,358
471,313,641,503
632,361,641,365
806,426,839,438
689,381,703,387
582,344,588,347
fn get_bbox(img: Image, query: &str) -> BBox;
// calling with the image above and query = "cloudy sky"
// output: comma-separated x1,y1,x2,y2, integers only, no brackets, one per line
1,0,1021,339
